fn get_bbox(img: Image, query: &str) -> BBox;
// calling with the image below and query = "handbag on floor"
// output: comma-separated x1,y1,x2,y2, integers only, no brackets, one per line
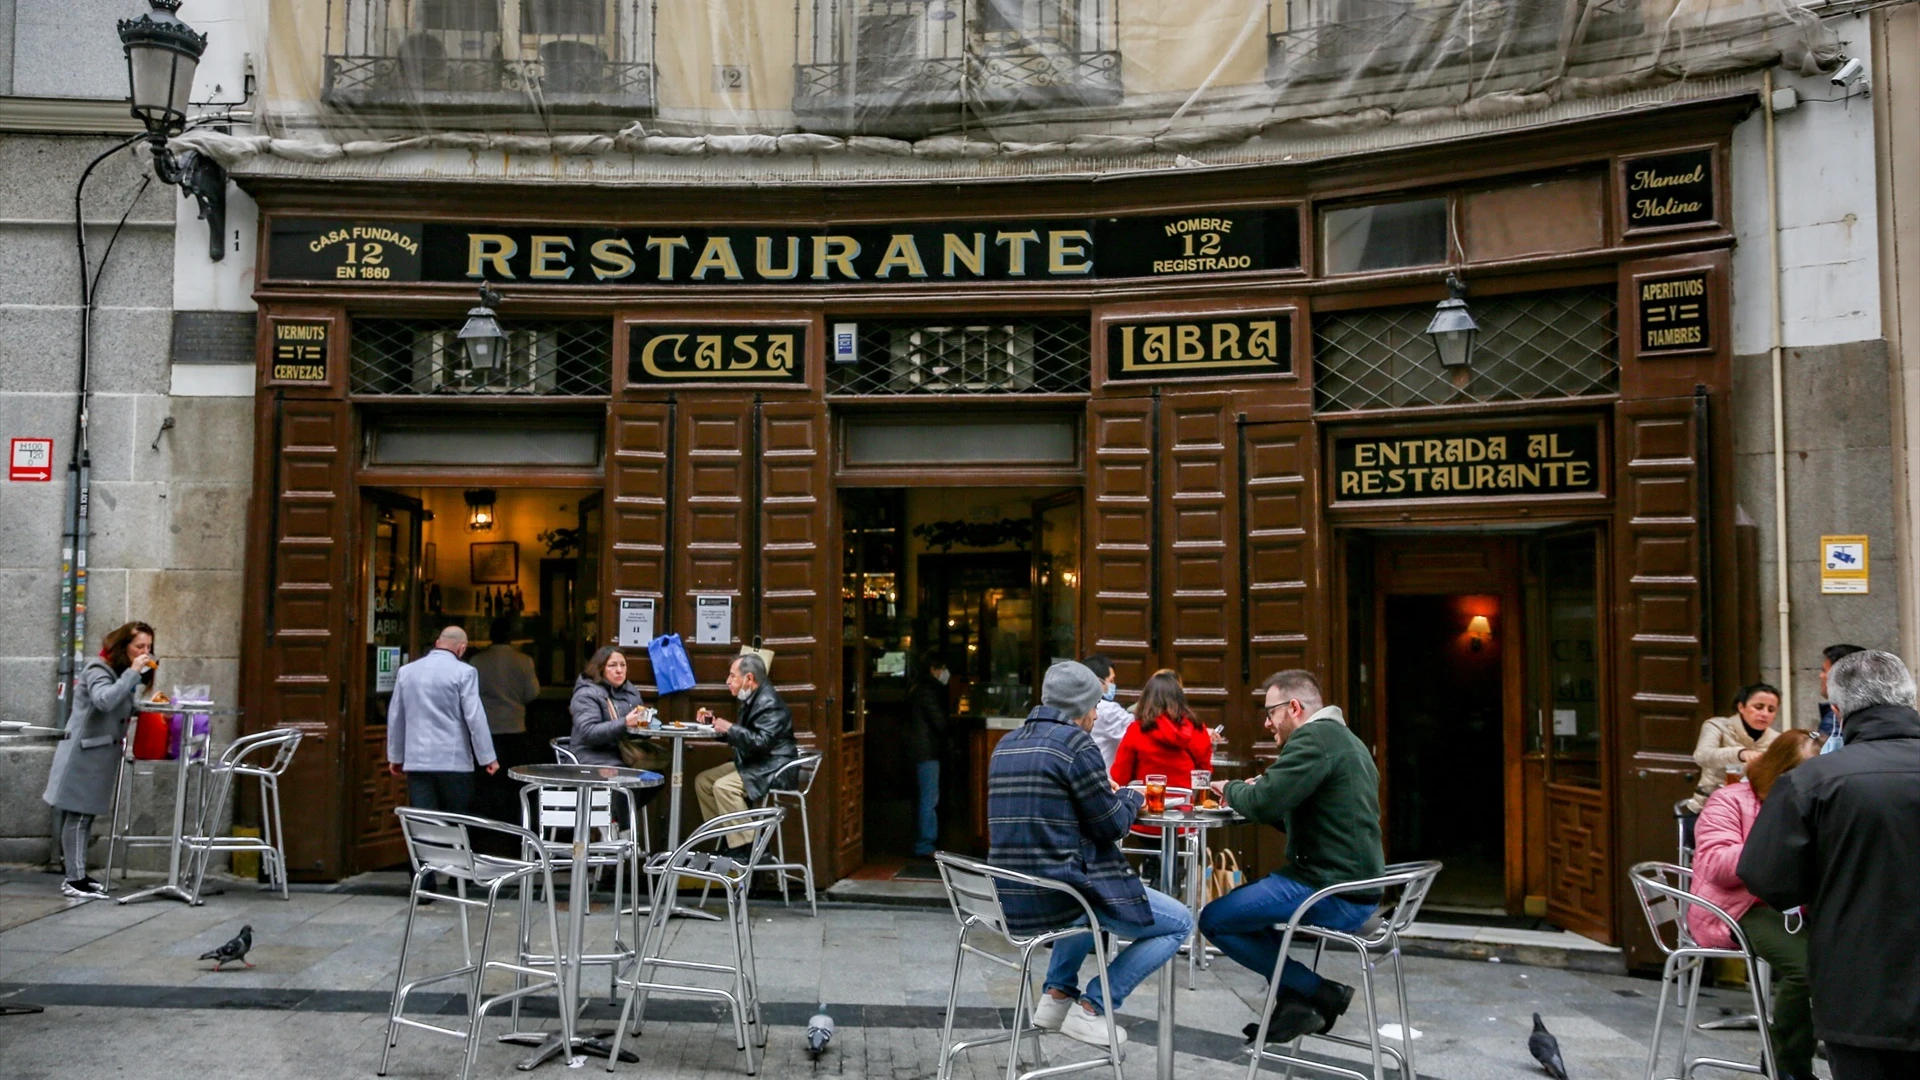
1206,849,1244,903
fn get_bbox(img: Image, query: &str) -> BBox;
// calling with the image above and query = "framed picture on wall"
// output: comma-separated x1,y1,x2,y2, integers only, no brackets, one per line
470,542,519,584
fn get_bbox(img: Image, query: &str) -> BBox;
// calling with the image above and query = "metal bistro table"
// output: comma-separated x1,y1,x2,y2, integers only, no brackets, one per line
1136,800,1244,1080
632,721,724,921
118,704,243,906
503,763,663,1071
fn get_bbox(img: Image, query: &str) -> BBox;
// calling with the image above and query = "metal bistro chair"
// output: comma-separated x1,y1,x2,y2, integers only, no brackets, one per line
610,806,787,1076
186,727,303,902
1246,860,1444,1080
380,808,570,1080
756,753,823,916
513,781,642,1011
932,852,1125,1080
551,736,654,854
1629,861,1777,1080
1675,799,1697,868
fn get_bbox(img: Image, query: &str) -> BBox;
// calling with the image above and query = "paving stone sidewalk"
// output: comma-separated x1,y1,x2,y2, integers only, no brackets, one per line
0,870,1790,1080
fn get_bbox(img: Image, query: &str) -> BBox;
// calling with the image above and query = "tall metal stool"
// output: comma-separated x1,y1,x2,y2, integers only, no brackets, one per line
610,807,786,1076
1246,860,1444,1080
380,808,569,1080
756,753,822,916
185,728,303,902
932,852,1125,1080
1629,861,1777,1080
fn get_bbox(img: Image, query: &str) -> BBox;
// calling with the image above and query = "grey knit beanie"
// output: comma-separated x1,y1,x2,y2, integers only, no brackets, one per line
1042,661,1105,718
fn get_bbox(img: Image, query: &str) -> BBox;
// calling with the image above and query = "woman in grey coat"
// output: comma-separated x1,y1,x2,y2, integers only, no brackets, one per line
43,621,156,899
567,646,664,826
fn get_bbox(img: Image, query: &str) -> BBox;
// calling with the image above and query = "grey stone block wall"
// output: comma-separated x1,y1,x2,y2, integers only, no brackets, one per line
0,134,254,868
1731,338,1901,724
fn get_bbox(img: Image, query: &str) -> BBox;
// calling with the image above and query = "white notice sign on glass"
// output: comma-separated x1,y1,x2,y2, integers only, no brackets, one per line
375,647,403,694
694,595,733,645
1553,708,1579,736
618,597,656,647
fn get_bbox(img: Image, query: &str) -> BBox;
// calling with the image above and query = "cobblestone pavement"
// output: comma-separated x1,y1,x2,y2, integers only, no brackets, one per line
0,870,1794,1080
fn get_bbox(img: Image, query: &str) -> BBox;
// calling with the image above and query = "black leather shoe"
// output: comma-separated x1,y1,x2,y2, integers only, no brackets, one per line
1243,989,1323,1045
1309,980,1355,1035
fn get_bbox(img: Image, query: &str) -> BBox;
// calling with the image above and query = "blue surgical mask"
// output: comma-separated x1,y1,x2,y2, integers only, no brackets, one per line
1103,683,1118,701
1821,732,1842,754
936,669,951,686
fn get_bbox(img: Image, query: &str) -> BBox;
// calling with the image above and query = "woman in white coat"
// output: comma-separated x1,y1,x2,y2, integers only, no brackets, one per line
42,621,156,899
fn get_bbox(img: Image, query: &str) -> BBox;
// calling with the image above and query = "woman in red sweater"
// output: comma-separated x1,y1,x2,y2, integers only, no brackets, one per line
1110,670,1214,808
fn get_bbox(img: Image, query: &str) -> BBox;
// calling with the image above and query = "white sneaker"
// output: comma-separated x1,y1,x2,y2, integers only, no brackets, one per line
1031,993,1074,1031
1060,1006,1129,1048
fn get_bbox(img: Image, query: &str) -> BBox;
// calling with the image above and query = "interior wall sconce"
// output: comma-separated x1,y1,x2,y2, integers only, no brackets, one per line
465,488,497,532
1467,614,1492,652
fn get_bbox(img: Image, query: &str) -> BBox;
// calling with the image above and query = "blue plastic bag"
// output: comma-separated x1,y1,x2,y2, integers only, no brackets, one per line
648,633,697,696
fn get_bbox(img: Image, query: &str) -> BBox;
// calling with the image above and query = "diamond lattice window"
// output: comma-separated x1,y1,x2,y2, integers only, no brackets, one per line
827,317,1091,396
1312,288,1617,412
350,318,612,396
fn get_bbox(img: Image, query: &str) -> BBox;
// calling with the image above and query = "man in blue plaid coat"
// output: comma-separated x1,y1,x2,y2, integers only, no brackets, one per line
987,661,1193,1050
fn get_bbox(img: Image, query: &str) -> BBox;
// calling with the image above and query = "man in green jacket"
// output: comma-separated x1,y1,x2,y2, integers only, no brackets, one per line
1200,669,1385,1045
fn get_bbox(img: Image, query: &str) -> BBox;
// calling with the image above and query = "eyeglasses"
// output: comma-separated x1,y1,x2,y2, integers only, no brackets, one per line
1264,700,1297,720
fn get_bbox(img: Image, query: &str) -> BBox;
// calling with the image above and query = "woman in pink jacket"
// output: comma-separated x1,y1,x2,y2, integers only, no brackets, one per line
1690,729,1818,1080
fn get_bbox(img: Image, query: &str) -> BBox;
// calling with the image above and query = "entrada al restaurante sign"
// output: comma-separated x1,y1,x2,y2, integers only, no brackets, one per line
266,208,1302,286
1333,425,1602,501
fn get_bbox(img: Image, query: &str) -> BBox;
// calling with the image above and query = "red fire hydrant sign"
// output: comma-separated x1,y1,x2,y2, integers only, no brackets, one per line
10,437,53,481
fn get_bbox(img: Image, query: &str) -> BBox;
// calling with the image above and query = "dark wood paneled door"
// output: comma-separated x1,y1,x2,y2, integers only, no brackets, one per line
352,488,422,872
1084,397,1156,691
256,399,353,879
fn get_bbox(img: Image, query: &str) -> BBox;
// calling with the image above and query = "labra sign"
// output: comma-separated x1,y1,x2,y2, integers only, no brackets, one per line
1105,312,1293,382
627,325,806,384
1333,424,1601,501
266,208,1302,286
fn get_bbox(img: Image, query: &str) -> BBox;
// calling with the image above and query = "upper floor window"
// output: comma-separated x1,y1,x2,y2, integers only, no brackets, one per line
1267,0,1643,90
795,0,1122,137
323,0,654,116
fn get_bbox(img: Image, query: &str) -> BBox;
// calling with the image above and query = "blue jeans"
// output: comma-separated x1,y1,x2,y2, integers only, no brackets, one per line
1043,887,1193,1015
914,760,940,856
1199,873,1376,996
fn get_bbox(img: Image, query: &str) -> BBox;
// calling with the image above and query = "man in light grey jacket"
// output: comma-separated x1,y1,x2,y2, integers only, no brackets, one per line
387,626,499,824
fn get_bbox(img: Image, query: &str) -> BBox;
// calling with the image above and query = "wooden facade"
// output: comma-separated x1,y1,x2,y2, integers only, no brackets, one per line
237,96,1752,968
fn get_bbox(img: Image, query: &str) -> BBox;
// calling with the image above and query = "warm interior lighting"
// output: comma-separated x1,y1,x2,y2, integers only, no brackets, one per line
465,488,497,532
1467,614,1492,651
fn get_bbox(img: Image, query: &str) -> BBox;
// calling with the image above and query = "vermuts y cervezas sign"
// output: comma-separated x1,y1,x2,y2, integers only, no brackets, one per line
1333,424,1602,501
266,209,1303,286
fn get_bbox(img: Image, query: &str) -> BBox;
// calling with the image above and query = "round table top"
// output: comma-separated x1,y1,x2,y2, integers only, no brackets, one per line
509,763,665,788
134,702,244,716
1136,806,1243,829
631,722,720,740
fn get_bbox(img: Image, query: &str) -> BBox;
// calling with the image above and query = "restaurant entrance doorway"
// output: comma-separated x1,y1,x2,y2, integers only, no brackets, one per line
839,486,1080,880
1356,528,1609,928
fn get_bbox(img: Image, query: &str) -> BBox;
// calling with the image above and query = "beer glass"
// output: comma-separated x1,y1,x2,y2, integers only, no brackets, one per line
1144,774,1167,814
1190,770,1212,808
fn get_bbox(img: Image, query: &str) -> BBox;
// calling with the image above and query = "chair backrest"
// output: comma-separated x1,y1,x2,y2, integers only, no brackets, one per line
395,806,546,882
766,753,823,797
932,851,1102,947
676,806,785,868
1375,859,1444,934
550,737,580,765
219,728,303,775
1630,860,1734,956
529,785,614,832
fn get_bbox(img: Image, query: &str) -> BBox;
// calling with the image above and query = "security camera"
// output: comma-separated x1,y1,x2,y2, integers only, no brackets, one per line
1831,56,1867,87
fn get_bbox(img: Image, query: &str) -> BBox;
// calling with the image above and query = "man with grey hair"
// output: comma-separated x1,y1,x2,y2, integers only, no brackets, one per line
1741,650,1920,1080
695,653,798,854
387,626,499,821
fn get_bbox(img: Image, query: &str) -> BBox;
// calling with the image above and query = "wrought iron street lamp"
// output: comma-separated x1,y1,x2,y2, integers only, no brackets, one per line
457,285,508,373
1427,272,1479,369
118,0,227,261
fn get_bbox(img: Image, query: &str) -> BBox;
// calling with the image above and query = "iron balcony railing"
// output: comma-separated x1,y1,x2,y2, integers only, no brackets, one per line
323,0,655,113
1267,0,1642,86
795,0,1121,135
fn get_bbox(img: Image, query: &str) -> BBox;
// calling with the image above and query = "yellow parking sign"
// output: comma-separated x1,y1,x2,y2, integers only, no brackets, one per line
1821,535,1869,594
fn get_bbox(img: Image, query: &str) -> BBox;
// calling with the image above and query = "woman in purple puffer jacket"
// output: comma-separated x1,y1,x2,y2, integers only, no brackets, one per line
1690,729,1818,1080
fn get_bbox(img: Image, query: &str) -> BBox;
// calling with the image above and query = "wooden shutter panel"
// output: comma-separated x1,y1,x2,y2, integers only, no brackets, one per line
677,399,752,692
1242,420,1323,683
1085,397,1158,686
258,397,352,877
607,402,673,687
1158,392,1239,729
757,401,831,734
1613,394,1714,961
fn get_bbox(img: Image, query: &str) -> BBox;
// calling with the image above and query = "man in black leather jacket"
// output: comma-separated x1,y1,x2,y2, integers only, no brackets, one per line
1740,649,1920,1080
696,653,799,854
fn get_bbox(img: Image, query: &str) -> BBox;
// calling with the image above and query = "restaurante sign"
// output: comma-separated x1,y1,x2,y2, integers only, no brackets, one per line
1332,424,1602,501
266,208,1303,286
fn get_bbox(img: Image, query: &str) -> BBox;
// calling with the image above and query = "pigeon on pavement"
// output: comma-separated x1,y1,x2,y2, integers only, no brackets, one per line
806,1006,835,1059
1529,1013,1568,1079
200,925,253,971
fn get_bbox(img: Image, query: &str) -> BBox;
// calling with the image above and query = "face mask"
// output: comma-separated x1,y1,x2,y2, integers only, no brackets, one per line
736,684,754,702
1103,684,1117,701
936,669,951,686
